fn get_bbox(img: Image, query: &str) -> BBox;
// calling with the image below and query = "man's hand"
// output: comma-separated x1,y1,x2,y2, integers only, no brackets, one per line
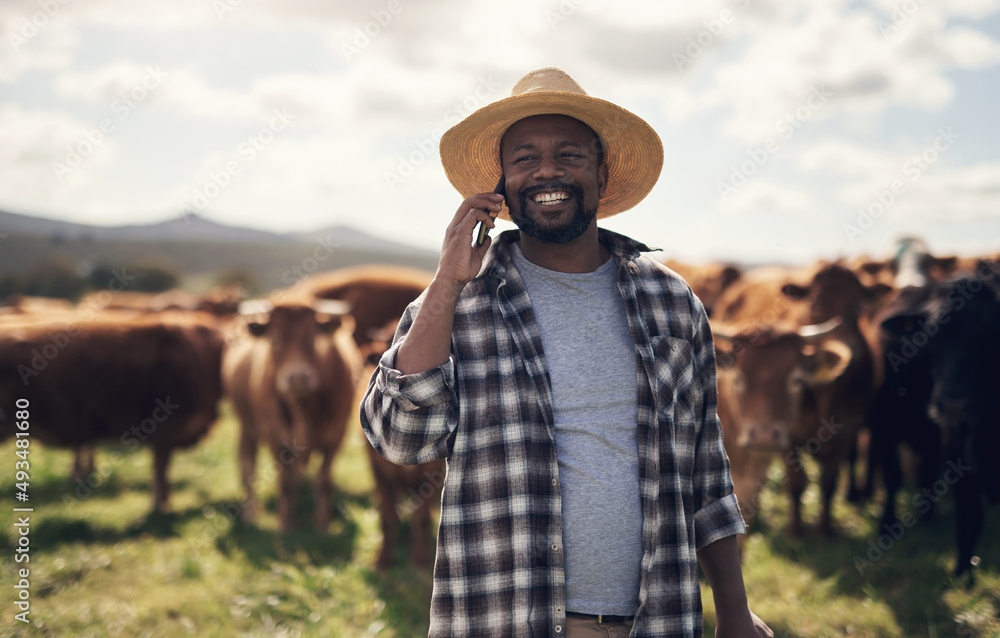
716,609,773,638
436,192,504,292
698,536,774,638
394,192,503,375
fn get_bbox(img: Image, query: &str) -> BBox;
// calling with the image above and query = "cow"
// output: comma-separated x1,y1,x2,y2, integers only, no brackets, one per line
881,260,1000,579
661,259,742,316
0,311,224,512
357,320,444,570
0,294,75,315
712,263,888,536
857,238,946,527
79,284,246,318
292,265,433,351
222,294,363,533
714,318,853,536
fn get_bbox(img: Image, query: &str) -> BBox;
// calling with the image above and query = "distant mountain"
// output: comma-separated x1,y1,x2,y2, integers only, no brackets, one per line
0,209,437,258
0,209,440,293
0,209,291,244
294,224,437,256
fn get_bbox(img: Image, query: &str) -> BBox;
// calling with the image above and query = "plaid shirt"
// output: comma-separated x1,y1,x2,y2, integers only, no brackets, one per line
361,229,745,637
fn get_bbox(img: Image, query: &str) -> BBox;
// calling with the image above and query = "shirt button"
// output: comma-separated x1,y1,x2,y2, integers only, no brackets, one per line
671,344,678,351
556,607,563,614
555,625,563,633
551,478,558,486
552,543,560,551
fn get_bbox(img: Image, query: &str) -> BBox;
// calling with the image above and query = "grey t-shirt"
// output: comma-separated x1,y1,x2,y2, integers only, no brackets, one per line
512,243,642,616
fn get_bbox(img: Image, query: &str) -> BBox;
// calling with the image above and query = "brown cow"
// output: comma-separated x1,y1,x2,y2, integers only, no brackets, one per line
358,320,444,570
712,263,888,536
661,260,742,316
292,265,433,350
79,284,246,318
0,311,224,511
223,294,362,532
0,294,75,315
714,320,852,533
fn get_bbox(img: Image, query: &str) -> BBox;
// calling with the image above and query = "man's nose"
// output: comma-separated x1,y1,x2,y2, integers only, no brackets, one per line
532,153,564,180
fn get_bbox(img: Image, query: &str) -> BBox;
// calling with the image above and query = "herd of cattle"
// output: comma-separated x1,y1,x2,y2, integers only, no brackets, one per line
0,238,998,579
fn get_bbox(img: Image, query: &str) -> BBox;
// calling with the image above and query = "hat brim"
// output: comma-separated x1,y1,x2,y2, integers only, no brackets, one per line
439,91,663,221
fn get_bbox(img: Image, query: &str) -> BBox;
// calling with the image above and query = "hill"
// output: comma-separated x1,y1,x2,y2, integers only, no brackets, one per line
0,210,439,293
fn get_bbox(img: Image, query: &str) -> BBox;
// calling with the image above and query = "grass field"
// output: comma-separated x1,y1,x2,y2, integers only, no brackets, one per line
2,404,999,637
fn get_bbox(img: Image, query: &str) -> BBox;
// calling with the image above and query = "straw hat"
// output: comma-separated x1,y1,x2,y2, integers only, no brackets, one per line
439,67,663,221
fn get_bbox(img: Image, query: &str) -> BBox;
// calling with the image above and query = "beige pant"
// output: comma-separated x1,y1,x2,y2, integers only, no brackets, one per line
565,613,635,637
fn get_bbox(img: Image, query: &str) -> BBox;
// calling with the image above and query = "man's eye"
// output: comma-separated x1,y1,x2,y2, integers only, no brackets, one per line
514,155,534,163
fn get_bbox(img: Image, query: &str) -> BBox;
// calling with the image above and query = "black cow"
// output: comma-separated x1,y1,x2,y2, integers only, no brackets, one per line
882,260,1000,578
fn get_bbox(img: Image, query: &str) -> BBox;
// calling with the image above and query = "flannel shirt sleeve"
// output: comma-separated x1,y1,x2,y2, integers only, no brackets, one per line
359,303,459,466
689,294,747,550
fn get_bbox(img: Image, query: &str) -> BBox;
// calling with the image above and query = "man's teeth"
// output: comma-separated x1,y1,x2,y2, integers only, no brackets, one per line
533,192,569,204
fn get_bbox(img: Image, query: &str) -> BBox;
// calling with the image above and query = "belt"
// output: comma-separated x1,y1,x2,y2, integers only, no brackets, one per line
566,611,635,624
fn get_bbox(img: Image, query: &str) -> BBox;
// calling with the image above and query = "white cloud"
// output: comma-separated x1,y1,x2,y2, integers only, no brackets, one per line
722,180,813,213
656,0,1000,141
0,103,117,210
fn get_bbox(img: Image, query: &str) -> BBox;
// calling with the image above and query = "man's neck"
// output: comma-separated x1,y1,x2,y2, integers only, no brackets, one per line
515,224,611,273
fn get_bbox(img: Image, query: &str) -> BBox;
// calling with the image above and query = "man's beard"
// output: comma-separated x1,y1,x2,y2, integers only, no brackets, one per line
511,182,597,244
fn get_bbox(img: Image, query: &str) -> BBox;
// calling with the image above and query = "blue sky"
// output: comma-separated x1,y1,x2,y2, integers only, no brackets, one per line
1,0,998,264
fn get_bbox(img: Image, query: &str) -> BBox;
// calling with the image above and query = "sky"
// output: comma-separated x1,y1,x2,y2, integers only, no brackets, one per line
1,0,998,265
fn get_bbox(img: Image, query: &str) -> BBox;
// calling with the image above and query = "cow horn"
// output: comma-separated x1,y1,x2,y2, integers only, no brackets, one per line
805,339,853,385
710,322,741,340
797,316,842,340
313,299,352,315
238,299,273,315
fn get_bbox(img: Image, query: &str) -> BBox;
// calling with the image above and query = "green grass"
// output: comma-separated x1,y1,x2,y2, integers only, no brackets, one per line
2,409,999,637
0,404,434,637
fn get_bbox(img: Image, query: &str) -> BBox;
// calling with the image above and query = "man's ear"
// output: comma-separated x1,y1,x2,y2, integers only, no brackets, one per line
597,161,609,199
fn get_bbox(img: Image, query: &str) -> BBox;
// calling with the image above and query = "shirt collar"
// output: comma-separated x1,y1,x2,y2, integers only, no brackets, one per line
480,228,658,283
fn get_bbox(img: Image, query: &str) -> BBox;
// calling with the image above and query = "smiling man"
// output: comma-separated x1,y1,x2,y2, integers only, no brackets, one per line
361,68,772,638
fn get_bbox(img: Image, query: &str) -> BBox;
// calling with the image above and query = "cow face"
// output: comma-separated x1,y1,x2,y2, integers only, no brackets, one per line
245,302,348,398
715,326,853,452
886,271,1000,433
782,264,891,325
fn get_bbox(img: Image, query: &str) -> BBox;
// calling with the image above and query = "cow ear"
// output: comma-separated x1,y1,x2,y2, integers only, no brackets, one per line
781,283,810,300
860,261,887,276
864,282,893,304
881,313,923,338
247,321,269,337
316,314,343,333
927,255,958,276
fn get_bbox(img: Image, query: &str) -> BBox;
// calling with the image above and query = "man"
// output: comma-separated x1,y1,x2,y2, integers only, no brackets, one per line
361,68,772,638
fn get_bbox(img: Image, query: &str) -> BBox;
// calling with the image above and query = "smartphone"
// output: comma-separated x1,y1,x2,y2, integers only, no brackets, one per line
475,175,506,247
